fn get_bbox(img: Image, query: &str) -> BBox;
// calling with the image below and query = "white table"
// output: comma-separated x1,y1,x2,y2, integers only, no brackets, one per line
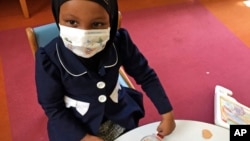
115,120,229,141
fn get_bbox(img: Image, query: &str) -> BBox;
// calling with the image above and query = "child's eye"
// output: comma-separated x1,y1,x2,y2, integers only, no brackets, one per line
66,20,78,27
92,22,105,28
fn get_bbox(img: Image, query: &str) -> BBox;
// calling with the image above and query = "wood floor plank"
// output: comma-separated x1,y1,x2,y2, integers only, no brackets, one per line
0,58,12,141
200,0,250,47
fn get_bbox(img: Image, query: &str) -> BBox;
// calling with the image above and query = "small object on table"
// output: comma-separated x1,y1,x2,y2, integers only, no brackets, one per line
141,134,163,141
202,129,213,139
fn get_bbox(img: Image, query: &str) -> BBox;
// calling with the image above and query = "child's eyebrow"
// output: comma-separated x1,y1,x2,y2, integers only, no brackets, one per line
92,17,107,21
61,14,79,19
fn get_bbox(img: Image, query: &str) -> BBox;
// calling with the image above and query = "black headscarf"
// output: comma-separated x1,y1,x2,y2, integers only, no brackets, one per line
51,0,118,48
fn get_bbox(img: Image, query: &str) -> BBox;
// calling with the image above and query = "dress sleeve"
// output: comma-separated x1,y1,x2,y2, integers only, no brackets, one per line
116,28,173,114
35,48,86,141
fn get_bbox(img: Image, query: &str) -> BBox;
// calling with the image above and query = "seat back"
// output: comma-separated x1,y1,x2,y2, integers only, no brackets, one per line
33,23,59,48
26,23,59,57
26,12,135,89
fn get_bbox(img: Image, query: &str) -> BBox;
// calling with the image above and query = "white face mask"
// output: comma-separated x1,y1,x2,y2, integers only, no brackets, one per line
59,24,110,58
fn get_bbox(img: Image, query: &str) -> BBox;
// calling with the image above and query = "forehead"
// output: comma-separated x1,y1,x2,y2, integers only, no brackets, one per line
60,0,108,16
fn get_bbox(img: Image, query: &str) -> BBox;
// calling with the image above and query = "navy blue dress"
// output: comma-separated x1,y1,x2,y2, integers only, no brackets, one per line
35,28,172,141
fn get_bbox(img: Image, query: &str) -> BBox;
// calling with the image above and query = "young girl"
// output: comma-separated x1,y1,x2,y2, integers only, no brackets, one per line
35,0,176,141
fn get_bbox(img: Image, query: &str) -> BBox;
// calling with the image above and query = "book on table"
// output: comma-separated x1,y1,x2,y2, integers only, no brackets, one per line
214,85,250,129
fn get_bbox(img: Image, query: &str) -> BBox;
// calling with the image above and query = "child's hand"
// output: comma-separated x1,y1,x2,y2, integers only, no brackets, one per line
157,111,176,137
81,134,104,141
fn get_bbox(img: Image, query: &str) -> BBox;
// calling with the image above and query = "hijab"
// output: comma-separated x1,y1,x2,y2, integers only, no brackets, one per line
51,0,118,48
51,0,119,72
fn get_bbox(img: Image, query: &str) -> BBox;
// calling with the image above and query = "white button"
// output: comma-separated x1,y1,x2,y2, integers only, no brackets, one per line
98,95,107,103
97,81,106,89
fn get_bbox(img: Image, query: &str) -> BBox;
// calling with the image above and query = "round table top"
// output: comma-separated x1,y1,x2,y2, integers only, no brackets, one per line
115,119,229,141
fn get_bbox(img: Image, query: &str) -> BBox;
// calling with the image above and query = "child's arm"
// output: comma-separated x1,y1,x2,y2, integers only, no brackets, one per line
157,111,176,137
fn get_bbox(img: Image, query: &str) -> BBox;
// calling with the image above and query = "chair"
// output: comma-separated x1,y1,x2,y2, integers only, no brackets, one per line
19,0,29,18
25,12,135,89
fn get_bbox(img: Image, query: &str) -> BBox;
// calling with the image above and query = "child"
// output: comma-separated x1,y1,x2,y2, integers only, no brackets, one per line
35,0,176,141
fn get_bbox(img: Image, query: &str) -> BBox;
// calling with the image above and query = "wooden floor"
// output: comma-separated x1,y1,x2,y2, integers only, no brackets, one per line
0,0,190,30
